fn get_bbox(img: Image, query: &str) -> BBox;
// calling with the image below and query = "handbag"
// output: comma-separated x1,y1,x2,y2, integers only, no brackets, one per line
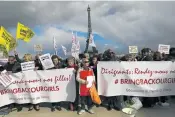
89,84,101,105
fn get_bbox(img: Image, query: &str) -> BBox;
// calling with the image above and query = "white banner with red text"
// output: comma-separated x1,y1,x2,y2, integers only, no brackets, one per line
0,68,76,107
97,61,175,97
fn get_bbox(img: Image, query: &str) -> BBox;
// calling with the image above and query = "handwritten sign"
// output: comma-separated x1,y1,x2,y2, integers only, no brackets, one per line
21,61,35,71
34,44,42,52
0,70,14,87
158,44,170,54
129,46,138,54
39,53,54,70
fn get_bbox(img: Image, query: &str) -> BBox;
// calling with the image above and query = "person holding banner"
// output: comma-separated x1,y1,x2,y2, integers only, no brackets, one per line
140,48,155,108
14,51,41,111
90,56,98,89
50,55,62,112
34,54,43,70
153,52,169,106
76,57,95,115
65,57,79,111
3,56,22,112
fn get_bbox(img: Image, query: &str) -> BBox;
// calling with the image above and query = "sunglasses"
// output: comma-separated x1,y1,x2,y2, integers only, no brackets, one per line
84,61,89,63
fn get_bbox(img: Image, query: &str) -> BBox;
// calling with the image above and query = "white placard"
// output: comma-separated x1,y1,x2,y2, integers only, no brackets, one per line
158,44,170,54
98,61,175,97
86,76,95,88
129,46,138,54
34,44,42,52
0,70,14,87
39,53,54,70
21,61,35,71
0,68,76,107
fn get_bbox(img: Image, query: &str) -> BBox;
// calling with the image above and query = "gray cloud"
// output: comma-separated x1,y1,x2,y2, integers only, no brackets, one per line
1,1,175,54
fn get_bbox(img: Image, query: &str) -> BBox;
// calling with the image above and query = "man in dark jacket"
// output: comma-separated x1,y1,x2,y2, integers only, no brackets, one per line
4,56,21,73
3,56,22,112
140,48,155,108
102,49,120,111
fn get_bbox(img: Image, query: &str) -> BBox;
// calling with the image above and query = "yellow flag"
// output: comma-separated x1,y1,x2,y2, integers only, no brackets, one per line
16,22,34,42
0,26,17,51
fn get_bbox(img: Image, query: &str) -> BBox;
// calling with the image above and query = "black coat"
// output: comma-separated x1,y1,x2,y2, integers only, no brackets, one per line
4,61,21,73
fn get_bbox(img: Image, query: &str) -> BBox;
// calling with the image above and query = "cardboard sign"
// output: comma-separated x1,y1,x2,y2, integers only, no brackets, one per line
129,46,138,54
34,44,42,52
158,44,170,54
39,53,54,70
21,61,35,71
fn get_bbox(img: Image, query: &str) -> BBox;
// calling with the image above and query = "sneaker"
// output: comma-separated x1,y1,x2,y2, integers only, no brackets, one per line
88,109,95,114
107,106,112,111
56,106,62,111
161,102,170,107
78,109,85,115
51,107,55,112
17,106,22,112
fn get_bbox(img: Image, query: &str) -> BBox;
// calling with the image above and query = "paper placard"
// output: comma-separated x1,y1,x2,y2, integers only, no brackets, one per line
34,44,42,52
158,44,170,54
21,61,35,71
86,76,95,88
129,46,138,54
39,53,54,70
0,70,14,87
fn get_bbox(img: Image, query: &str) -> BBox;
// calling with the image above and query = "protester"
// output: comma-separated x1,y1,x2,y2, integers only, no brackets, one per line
3,55,22,112
4,56,21,73
76,57,95,115
14,51,41,111
140,48,155,108
89,56,98,88
102,49,121,111
153,52,170,106
65,57,79,111
50,55,62,112
34,54,43,70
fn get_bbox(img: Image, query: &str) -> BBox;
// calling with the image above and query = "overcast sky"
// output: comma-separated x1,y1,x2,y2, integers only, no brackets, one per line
0,1,175,57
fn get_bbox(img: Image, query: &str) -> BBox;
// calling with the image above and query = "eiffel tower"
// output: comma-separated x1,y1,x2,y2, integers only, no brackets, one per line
84,5,98,54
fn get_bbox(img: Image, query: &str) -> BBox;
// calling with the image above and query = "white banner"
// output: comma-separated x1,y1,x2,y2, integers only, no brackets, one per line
0,68,76,107
21,61,35,71
97,61,175,97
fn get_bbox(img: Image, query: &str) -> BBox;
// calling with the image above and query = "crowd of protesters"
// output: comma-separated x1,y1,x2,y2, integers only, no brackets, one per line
0,47,175,115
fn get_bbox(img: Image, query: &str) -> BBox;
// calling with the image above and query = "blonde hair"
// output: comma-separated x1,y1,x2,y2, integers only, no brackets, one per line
23,54,33,62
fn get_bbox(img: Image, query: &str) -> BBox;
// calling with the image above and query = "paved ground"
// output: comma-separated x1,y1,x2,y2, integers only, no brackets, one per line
0,100,174,117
